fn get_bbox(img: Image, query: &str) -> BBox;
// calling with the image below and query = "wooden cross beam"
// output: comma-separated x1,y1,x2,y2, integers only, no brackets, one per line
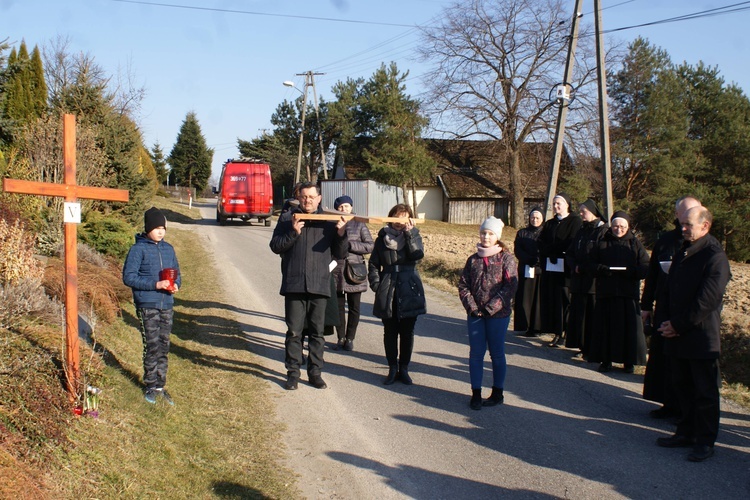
293,213,425,224
2,114,129,402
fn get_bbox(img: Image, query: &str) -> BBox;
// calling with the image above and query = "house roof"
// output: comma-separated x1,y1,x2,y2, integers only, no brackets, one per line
338,137,574,199
426,139,571,199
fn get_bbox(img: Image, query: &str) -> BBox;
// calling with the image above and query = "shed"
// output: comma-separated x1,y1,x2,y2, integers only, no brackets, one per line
320,179,404,217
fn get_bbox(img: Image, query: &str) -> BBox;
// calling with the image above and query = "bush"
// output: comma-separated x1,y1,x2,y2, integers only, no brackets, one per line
78,212,137,260
0,219,44,285
0,279,57,330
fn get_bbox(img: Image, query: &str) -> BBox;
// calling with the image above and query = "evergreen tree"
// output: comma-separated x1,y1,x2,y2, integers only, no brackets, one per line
609,38,698,237
149,141,169,185
237,133,296,192
29,46,47,117
0,41,47,146
357,63,435,204
677,63,750,260
168,111,213,192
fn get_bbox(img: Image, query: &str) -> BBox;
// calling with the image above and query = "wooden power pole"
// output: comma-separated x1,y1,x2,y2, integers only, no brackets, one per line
545,0,614,220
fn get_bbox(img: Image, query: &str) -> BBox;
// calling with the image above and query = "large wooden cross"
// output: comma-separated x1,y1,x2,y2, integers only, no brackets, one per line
2,114,129,401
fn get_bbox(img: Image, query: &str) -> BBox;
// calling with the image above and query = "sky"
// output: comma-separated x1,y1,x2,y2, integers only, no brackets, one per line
3,0,749,180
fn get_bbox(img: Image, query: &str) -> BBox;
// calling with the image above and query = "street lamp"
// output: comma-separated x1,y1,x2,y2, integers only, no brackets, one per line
283,80,307,186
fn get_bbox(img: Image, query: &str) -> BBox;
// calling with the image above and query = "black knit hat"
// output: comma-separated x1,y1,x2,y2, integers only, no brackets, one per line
144,207,167,233
580,199,603,219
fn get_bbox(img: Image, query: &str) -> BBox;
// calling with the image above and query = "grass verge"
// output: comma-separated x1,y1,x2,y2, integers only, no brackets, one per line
2,209,297,498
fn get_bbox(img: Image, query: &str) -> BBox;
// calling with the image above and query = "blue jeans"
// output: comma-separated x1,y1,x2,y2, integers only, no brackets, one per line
468,315,510,390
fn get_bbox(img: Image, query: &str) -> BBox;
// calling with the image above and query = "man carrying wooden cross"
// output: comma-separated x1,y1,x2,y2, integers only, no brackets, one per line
269,182,349,391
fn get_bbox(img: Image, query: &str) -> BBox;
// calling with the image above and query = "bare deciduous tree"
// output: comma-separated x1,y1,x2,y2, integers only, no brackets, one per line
418,0,599,227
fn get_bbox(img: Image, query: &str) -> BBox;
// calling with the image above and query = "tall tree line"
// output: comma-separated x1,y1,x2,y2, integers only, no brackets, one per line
609,37,750,261
0,36,157,254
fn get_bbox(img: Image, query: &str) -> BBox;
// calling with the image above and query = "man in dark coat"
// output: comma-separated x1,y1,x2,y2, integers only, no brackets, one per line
270,182,349,390
656,206,730,462
641,196,701,418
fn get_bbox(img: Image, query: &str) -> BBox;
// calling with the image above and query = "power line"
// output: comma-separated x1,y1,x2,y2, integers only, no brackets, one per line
111,0,418,28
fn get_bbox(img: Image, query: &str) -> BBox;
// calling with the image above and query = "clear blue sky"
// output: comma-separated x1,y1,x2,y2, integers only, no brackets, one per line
3,0,749,180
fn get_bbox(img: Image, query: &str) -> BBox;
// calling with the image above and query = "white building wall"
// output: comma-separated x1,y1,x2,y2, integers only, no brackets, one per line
405,186,443,220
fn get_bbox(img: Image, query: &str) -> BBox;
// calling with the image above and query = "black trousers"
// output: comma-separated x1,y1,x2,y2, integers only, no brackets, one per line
137,308,173,389
672,357,721,446
336,292,362,341
284,293,327,379
382,316,417,366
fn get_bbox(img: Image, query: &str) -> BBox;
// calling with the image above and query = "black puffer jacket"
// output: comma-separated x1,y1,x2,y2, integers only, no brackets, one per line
368,226,426,320
269,206,348,296
663,234,731,359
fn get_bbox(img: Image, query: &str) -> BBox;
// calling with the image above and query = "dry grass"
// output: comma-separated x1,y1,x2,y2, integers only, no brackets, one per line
41,226,298,498
1,202,297,499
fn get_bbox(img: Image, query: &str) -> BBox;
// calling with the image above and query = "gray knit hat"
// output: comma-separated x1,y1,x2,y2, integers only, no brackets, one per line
480,216,504,238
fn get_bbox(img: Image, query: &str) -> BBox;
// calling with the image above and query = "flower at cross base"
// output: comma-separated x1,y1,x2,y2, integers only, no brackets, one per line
84,385,101,417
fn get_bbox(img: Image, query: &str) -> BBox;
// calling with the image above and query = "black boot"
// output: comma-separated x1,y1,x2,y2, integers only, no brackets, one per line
383,365,399,385
470,388,483,410
482,387,504,407
399,364,413,385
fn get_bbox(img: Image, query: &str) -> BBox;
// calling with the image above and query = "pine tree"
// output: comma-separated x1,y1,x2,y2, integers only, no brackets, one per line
149,141,169,185
29,46,47,118
167,112,213,192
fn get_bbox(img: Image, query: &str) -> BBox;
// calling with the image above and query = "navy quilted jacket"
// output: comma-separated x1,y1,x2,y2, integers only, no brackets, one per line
122,233,181,309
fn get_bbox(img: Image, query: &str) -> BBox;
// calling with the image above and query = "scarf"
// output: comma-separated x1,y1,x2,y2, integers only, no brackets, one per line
476,244,503,258
383,226,406,251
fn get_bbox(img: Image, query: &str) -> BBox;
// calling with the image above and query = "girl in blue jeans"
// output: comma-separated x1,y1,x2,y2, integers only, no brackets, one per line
458,217,519,410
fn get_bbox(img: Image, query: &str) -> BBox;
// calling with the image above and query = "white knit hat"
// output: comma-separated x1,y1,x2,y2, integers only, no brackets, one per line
480,216,504,238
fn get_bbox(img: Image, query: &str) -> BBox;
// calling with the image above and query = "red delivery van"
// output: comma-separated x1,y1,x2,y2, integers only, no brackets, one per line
216,159,273,226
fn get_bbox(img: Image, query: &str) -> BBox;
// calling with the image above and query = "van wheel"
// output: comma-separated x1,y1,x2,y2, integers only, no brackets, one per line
217,211,226,225
264,218,271,227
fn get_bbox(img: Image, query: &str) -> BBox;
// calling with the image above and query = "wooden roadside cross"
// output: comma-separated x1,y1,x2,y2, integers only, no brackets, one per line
2,114,129,402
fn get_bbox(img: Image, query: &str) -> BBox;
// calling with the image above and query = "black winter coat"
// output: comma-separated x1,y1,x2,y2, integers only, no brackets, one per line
514,225,542,268
368,227,426,320
539,214,582,277
663,234,731,359
587,230,650,299
269,206,348,296
566,220,608,294
640,224,682,319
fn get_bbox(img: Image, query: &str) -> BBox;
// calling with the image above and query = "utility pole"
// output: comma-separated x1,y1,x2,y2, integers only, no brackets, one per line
289,71,326,184
544,0,583,220
594,0,614,221
295,79,309,185
545,0,614,220
309,72,328,180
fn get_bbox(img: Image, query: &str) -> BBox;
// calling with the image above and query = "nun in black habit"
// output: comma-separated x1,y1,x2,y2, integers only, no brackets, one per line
513,207,545,335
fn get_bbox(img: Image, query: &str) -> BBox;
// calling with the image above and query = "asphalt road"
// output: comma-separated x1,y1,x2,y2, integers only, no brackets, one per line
188,201,750,499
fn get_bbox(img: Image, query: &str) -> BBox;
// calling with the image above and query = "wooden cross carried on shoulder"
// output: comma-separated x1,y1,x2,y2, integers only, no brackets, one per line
2,114,129,402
